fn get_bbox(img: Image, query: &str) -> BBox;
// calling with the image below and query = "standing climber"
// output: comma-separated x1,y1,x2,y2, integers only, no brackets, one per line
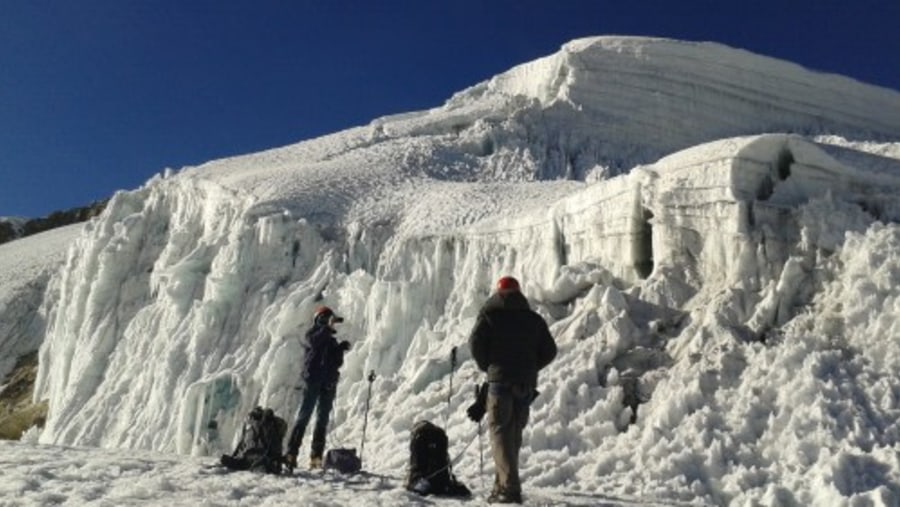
469,276,557,504
285,306,351,470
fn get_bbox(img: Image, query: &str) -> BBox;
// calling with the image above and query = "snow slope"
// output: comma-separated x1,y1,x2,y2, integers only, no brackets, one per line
8,36,900,505
0,224,81,381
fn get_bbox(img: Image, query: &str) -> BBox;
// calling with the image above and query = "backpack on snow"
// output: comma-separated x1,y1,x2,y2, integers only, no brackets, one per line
220,406,287,474
405,420,470,497
324,447,362,474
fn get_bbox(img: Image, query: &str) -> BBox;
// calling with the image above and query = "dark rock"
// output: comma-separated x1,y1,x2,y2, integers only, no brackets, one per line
1,199,107,246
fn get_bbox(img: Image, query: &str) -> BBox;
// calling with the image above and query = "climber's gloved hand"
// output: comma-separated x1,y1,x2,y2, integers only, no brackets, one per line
466,383,488,423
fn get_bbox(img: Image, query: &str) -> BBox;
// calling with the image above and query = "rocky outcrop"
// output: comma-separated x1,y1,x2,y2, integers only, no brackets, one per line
0,221,17,245
0,200,106,246
0,352,47,440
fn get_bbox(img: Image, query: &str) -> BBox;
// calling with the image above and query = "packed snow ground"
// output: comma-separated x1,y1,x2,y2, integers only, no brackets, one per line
3,37,900,506
0,440,675,506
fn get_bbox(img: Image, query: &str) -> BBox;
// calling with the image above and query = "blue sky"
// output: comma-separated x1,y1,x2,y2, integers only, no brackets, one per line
2,0,899,218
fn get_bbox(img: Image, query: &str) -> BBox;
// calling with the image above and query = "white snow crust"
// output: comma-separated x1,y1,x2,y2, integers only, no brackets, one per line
4,36,900,505
0,439,657,506
0,224,81,381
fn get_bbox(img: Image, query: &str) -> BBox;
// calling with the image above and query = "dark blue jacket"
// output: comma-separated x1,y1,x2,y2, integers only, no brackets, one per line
302,324,345,385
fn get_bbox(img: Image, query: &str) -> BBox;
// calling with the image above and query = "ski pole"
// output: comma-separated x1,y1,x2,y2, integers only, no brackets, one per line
477,384,484,489
445,346,457,429
478,421,484,489
448,346,457,408
360,370,376,465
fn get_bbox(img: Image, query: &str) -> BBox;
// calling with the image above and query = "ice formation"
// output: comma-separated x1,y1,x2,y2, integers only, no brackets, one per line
2,36,899,504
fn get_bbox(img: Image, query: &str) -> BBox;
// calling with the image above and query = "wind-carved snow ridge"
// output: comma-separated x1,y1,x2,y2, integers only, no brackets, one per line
30,36,900,505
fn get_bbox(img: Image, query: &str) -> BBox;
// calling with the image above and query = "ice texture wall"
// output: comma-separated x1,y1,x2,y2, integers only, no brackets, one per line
32,133,900,454
25,36,900,504
33,177,329,450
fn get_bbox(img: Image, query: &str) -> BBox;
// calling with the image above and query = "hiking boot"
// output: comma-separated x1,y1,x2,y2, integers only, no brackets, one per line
487,490,522,504
309,456,323,469
283,454,297,472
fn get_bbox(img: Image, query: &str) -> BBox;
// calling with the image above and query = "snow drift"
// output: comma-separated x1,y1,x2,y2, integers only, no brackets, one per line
12,37,900,504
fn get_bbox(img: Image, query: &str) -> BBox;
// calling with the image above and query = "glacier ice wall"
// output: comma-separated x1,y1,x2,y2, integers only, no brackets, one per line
25,36,900,504
32,133,900,504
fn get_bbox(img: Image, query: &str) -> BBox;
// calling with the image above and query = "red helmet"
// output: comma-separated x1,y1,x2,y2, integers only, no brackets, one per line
496,276,520,292
314,306,344,325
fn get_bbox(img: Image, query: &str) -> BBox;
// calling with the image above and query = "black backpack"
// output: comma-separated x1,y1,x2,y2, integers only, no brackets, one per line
405,420,470,497
221,407,287,474
324,447,362,474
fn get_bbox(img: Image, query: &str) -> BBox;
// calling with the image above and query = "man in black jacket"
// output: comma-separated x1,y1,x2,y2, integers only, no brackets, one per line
469,276,557,504
285,306,351,471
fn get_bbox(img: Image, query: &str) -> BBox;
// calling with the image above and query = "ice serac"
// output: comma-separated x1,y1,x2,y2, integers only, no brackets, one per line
439,36,900,178
30,36,900,504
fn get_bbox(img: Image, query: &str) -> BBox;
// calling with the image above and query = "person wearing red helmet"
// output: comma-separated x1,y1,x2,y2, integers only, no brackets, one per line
468,276,557,504
284,306,351,471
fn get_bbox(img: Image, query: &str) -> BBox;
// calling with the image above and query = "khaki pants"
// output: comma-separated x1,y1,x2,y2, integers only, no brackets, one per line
487,383,531,497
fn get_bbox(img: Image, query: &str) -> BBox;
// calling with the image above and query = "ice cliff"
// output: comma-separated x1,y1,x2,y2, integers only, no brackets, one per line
10,36,900,504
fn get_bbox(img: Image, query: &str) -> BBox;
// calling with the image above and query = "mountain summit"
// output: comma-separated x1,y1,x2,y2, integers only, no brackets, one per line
177,36,900,235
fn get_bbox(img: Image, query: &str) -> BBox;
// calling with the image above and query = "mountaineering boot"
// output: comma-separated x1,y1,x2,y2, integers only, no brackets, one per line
310,455,323,469
284,454,297,472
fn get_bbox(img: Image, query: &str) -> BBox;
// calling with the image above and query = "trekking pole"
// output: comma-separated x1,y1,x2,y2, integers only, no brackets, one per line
477,385,484,489
446,346,457,428
478,421,484,489
360,370,376,466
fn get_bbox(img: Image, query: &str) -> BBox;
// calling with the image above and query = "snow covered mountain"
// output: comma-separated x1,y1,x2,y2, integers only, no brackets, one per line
3,36,900,505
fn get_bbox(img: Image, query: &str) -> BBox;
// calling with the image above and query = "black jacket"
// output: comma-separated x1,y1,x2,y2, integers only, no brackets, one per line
468,291,557,387
302,324,344,385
